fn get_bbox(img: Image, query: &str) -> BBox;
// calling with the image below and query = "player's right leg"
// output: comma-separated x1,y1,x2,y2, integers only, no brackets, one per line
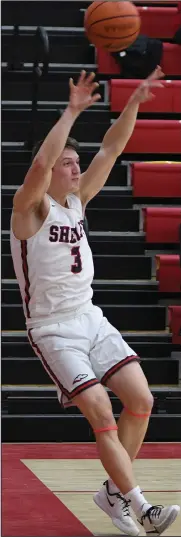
29,320,137,498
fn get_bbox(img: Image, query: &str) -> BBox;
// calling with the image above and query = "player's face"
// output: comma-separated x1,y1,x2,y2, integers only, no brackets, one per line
52,148,81,193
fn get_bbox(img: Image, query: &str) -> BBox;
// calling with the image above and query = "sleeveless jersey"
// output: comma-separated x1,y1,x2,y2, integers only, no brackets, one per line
10,194,94,328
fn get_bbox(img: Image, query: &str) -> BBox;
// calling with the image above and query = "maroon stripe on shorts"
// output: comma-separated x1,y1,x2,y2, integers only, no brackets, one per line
70,378,99,398
21,240,31,318
101,355,140,385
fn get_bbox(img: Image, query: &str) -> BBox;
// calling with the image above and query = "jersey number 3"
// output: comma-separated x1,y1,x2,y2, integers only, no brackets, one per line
71,246,82,274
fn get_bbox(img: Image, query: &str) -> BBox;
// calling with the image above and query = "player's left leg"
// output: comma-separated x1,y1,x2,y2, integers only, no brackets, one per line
106,360,153,461
90,312,152,461
91,314,180,535
95,365,180,534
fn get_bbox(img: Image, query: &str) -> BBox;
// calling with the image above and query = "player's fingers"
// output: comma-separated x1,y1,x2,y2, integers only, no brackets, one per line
147,65,164,81
91,93,101,104
159,68,165,79
77,70,87,85
156,65,165,77
147,92,155,101
69,77,74,90
148,81,164,88
90,81,100,93
86,71,96,84
146,67,158,81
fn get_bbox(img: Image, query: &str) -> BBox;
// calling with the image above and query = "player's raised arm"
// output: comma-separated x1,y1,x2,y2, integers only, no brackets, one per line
13,71,101,213
79,66,164,206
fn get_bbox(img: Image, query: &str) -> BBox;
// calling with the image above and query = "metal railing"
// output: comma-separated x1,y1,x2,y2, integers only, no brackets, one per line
26,26,50,151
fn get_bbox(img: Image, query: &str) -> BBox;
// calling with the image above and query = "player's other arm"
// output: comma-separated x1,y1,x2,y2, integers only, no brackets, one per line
79,66,164,206
13,71,101,214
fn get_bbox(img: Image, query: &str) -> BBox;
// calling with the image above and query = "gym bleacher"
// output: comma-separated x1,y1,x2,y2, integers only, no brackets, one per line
2,0,181,443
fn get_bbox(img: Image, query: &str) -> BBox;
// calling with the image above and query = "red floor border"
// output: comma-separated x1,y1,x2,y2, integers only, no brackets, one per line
2,442,181,459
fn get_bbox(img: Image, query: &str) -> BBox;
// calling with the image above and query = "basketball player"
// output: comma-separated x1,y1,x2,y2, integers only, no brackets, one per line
11,67,180,536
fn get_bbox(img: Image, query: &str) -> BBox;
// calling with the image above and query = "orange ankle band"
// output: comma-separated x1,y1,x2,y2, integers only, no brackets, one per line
94,426,118,434
125,407,151,418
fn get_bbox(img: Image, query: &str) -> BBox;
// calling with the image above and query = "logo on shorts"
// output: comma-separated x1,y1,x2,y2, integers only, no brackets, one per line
73,373,88,384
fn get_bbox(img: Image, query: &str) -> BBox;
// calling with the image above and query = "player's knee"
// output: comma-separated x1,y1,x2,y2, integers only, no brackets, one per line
89,394,115,429
132,389,154,414
75,387,115,429
124,385,153,415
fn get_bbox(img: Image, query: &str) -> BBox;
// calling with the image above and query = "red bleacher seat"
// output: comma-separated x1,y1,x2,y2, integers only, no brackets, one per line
138,6,181,38
168,305,181,344
161,43,181,76
97,44,181,75
110,80,181,113
155,255,181,292
131,163,181,197
97,48,119,75
142,207,181,243
122,120,181,154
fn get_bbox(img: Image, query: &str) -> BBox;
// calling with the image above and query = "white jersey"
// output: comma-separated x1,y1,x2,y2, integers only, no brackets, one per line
10,194,94,329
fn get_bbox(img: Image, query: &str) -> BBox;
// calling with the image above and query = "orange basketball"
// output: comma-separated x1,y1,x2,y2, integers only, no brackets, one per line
84,1,141,52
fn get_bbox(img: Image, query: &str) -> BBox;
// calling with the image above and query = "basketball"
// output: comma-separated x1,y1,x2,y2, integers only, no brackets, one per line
84,1,141,52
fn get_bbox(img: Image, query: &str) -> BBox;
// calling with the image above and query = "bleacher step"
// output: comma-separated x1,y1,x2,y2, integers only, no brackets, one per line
2,30,95,65
2,356,179,386
2,206,141,231
2,338,180,359
2,253,152,280
2,155,128,186
2,413,181,442
1,1,86,27
2,287,160,305
2,191,134,210
1,303,166,331
2,385,181,414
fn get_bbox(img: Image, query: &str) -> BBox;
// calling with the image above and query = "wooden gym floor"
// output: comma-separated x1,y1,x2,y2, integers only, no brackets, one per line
2,443,181,536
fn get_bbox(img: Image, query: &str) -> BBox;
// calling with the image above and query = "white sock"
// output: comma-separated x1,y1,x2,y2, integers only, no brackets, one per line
125,486,152,518
107,478,121,494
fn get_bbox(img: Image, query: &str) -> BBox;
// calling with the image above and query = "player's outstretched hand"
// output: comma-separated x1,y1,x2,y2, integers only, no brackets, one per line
131,65,165,104
69,70,101,113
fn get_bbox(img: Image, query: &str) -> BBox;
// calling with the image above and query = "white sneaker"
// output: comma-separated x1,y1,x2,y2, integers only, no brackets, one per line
139,504,180,535
93,480,140,536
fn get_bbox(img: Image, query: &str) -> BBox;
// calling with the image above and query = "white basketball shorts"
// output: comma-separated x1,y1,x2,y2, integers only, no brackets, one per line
28,301,139,407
